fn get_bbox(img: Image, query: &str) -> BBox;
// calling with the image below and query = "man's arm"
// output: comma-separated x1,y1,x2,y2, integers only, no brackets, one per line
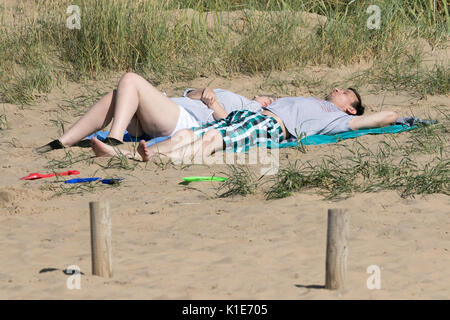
185,88,228,119
207,100,228,120
200,88,228,120
185,89,203,100
349,111,398,130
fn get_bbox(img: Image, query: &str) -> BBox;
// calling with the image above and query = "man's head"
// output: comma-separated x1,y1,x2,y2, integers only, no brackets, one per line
325,87,364,115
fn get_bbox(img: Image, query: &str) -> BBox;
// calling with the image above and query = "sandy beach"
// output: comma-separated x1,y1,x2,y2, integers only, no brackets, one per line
0,0,449,300
1,70,449,299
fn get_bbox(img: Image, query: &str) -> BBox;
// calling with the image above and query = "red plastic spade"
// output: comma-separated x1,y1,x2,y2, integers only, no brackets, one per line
20,170,80,180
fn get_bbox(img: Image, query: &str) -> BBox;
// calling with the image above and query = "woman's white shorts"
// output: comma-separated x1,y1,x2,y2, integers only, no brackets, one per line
169,105,200,136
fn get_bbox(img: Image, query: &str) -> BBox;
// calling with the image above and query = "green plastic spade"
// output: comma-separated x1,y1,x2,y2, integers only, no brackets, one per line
182,176,228,182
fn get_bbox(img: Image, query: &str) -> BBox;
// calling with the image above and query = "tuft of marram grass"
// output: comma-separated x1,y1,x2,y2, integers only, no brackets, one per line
216,165,259,197
45,149,95,169
0,106,8,130
355,62,450,98
265,122,449,200
96,153,140,171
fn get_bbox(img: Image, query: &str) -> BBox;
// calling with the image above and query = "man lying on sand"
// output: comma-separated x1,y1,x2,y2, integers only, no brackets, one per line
90,87,399,162
35,72,273,153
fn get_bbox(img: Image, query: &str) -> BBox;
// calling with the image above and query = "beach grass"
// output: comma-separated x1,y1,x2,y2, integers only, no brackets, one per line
217,165,259,197
0,106,8,130
265,149,449,200
41,175,123,197
354,62,449,98
0,0,448,104
265,117,449,200
45,149,95,169
58,87,109,116
96,153,140,171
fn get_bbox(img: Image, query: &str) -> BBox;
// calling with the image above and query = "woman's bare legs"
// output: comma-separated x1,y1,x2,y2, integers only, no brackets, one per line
59,90,117,147
40,72,180,150
90,137,139,159
107,72,180,141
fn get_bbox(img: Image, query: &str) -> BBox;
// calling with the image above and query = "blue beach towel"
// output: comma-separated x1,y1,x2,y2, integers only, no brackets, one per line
277,117,437,148
278,124,415,148
82,117,436,150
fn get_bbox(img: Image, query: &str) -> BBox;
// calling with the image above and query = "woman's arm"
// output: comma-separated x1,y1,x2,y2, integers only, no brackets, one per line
349,111,398,130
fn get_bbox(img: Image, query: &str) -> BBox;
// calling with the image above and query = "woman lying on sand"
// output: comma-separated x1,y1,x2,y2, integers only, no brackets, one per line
35,72,274,153
90,87,399,163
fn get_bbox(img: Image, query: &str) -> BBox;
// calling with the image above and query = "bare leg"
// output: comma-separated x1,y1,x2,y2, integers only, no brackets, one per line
91,129,198,160
137,129,224,162
92,128,224,165
59,90,117,147
144,129,196,156
107,72,180,141
39,72,180,153
201,129,225,155
91,137,138,159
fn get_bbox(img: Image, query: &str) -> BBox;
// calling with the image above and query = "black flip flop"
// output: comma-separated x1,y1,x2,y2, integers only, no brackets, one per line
74,139,92,148
35,139,65,154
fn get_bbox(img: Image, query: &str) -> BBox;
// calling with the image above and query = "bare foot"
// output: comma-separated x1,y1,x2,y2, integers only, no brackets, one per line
138,139,180,163
137,140,150,162
91,137,121,157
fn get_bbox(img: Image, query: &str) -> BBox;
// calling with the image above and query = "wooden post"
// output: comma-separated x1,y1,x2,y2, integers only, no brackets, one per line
325,208,349,290
89,201,113,278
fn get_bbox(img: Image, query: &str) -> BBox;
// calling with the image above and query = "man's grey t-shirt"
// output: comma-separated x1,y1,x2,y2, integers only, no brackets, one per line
265,97,354,138
170,89,262,126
